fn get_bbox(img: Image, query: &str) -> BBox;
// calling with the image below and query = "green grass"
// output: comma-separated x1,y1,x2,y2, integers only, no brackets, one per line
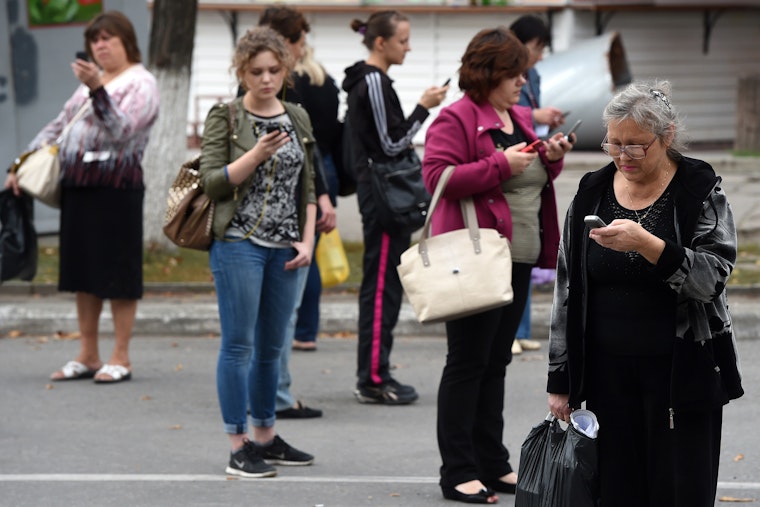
31,241,760,287
731,243,760,286
34,241,367,287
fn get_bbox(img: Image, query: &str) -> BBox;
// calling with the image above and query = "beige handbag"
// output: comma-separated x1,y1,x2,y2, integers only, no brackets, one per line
15,102,90,209
397,165,513,324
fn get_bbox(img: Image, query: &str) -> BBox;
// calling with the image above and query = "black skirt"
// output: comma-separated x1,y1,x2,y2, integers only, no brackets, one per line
58,186,143,299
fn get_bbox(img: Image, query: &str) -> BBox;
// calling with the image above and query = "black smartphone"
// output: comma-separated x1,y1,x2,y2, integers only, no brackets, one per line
442,78,451,87
564,119,582,142
75,51,89,61
584,215,607,228
265,124,281,135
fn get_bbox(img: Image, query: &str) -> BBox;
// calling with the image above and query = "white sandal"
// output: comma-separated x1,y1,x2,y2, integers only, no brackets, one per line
50,360,99,381
94,364,132,383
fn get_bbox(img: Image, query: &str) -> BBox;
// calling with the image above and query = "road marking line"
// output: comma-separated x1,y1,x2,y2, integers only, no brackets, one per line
0,474,438,483
0,475,757,490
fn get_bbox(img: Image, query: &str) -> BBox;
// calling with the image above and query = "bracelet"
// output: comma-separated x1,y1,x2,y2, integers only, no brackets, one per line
223,165,230,182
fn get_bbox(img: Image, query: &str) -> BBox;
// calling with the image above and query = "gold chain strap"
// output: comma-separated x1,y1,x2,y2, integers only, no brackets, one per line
224,108,282,243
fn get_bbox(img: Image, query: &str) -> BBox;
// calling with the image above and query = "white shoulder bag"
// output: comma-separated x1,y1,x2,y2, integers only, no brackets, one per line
15,101,90,208
397,165,513,324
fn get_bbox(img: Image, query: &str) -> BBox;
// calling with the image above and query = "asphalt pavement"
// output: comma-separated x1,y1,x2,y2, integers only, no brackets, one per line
1,150,760,505
1,333,759,507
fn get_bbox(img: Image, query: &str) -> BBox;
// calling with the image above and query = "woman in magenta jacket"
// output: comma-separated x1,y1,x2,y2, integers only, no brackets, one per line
422,27,573,504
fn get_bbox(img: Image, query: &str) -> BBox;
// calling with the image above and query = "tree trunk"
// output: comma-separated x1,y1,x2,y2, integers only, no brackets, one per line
142,0,198,249
735,75,760,153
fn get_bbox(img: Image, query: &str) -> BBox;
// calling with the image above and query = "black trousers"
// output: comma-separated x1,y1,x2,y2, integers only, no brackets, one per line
355,181,411,386
586,350,723,507
437,262,532,488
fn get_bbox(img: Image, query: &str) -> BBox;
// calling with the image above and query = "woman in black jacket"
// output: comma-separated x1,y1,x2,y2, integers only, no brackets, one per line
548,80,743,506
342,10,447,405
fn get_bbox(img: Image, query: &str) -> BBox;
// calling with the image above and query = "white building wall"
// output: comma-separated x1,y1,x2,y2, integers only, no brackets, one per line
189,7,760,147
583,10,760,143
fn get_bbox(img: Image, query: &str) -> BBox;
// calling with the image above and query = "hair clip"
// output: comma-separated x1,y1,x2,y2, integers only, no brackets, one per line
649,89,672,110
358,25,367,35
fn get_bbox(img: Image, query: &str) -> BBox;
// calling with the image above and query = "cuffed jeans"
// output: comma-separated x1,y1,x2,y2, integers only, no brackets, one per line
276,264,310,411
210,239,300,434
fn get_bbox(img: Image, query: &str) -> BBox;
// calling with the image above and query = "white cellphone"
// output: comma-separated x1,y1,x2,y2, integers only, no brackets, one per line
565,120,582,142
584,215,607,228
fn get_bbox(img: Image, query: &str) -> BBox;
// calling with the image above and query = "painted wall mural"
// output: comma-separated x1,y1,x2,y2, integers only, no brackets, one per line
27,0,102,27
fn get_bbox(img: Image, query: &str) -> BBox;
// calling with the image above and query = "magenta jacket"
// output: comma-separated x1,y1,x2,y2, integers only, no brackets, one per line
422,94,562,269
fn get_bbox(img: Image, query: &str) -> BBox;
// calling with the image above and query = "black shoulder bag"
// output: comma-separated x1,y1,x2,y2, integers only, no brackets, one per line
369,148,431,237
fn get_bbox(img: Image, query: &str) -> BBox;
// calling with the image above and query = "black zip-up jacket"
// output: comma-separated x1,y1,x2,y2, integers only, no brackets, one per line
548,156,743,419
341,61,429,182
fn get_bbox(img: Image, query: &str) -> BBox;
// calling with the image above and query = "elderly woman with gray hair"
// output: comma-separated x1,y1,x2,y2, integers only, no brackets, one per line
547,80,744,506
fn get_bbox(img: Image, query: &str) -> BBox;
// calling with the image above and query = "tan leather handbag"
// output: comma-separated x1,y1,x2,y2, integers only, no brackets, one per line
162,157,214,250
162,102,236,250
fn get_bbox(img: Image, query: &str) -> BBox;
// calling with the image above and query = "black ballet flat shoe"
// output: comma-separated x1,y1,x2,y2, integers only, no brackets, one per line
441,485,497,504
484,479,517,494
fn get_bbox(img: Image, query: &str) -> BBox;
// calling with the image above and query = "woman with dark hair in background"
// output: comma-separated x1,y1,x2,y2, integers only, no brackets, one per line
6,11,159,384
509,14,566,355
509,15,565,137
423,27,573,503
342,10,447,405
291,43,342,355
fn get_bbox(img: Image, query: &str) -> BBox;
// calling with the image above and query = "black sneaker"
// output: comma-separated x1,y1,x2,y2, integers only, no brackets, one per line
226,442,277,478
275,400,323,419
257,435,314,466
354,379,419,405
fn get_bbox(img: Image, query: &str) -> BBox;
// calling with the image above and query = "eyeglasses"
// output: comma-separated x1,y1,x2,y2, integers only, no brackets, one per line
600,136,658,160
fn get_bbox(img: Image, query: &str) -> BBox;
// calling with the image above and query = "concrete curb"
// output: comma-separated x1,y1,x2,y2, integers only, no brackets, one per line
2,283,758,341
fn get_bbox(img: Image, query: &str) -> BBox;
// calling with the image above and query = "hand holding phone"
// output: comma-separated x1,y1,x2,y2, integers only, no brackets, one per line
564,120,582,142
584,215,607,228
264,124,281,135
75,51,89,61
520,139,542,153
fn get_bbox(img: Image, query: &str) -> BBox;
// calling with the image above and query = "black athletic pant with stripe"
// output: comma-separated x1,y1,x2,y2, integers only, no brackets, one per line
355,181,410,387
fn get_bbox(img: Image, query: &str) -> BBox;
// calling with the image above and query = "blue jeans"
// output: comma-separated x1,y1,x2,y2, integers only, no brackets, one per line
295,152,339,343
516,286,532,339
294,236,321,343
210,239,300,434
276,264,309,411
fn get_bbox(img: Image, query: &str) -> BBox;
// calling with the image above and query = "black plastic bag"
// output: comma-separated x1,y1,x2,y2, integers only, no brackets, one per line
515,414,599,507
0,189,38,282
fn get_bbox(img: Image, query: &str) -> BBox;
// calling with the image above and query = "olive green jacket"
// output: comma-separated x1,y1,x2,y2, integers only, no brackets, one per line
198,98,317,240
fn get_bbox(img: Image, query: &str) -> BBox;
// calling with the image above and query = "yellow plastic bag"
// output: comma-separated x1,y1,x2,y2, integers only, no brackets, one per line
316,228,350,288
